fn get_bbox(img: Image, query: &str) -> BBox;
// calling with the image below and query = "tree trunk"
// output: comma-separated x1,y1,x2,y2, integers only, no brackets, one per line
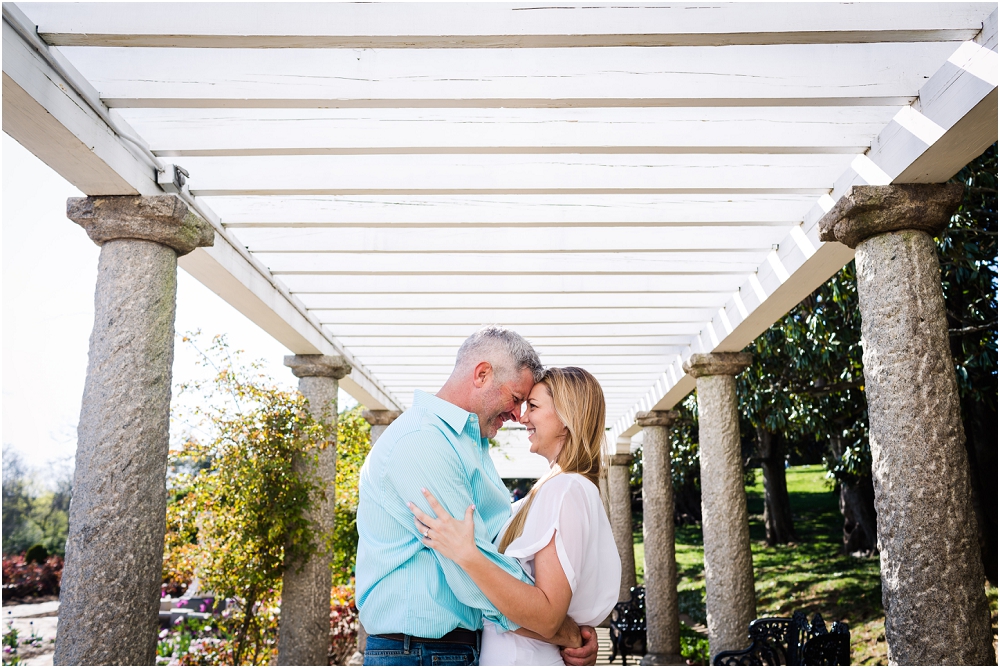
964,404,998,586
839,475,878,556
756,427,796,546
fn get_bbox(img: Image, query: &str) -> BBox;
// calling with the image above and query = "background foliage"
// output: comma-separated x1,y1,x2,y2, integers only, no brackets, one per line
163,334,332,665
1,447,72,559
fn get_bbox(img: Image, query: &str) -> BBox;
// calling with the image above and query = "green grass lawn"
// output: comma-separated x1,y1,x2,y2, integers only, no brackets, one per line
632,464,1000,665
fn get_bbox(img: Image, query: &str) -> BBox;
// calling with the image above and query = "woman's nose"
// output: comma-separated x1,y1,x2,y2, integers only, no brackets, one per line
518,406,529,425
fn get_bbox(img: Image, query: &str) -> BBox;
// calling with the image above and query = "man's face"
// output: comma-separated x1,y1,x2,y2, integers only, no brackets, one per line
478,367,535,439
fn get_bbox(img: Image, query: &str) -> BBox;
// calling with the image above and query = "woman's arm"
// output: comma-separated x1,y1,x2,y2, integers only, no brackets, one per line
410,489,579,645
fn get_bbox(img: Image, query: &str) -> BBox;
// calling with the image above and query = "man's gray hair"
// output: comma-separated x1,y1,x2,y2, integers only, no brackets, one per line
455,325,544,383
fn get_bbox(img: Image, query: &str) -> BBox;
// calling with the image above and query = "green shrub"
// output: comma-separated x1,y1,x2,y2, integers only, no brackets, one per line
24,544,47,565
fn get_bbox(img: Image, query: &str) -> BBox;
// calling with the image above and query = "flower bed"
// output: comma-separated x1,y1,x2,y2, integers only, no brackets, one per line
156,586,358,666
1,556,63,603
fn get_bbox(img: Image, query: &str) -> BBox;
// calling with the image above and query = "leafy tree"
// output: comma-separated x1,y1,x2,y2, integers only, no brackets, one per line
942,143,997,584
331,406,372,586
2,447,73,557
164,335,333,665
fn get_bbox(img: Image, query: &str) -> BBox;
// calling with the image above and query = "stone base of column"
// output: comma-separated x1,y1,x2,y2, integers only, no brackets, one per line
640,652,687,665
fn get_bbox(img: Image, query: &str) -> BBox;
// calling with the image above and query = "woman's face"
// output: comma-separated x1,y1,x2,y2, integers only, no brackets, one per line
520,382,568,465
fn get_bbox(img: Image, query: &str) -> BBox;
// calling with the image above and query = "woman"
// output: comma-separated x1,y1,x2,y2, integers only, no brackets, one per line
410,367,621,665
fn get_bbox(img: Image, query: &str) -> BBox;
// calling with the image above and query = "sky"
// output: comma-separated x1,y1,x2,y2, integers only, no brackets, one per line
1,134,357,479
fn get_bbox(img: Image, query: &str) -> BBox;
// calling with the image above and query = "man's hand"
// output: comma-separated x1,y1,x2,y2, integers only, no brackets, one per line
560,625,598,666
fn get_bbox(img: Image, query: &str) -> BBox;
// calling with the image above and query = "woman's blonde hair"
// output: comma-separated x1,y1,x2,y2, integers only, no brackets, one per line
498,367,607,553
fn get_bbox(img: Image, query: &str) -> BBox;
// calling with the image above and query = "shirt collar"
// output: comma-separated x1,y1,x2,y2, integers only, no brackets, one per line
413,389,476,436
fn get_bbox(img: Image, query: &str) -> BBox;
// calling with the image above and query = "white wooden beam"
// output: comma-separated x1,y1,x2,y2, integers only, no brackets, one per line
327,324,699,337
121,107,894,155
213,194,813,227
281,274,749,294
265,251,761,276
24,3,992,48
2,18,157,196
298,293,728,310
59,42,955,108
316,308,714,326
235,225,787,254
178,153,851,194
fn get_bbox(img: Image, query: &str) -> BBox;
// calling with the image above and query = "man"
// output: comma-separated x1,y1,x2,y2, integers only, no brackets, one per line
356,326,600,666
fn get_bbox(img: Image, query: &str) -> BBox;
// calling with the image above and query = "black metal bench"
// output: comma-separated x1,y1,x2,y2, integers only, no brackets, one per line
608,586,646,665
712,612,850,666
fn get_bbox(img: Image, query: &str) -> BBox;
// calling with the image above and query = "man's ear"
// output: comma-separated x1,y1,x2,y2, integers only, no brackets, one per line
472,361,493,389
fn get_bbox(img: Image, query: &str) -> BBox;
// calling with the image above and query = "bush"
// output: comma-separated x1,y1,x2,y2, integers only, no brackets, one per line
23,545,47,566
1,555,63,602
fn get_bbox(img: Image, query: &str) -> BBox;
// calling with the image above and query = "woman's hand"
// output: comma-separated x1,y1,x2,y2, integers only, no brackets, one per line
409,488,480,567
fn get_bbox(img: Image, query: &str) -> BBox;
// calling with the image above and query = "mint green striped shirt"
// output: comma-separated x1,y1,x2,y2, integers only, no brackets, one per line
356,390,529,637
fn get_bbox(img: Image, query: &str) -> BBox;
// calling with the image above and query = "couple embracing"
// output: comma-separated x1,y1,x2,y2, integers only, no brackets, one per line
356,326,621,666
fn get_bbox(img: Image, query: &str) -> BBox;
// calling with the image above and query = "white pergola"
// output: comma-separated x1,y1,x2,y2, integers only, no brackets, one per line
3,4,998,664
5,2,996,444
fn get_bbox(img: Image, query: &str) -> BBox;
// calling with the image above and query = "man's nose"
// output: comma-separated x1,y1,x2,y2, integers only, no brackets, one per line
511,402,523,422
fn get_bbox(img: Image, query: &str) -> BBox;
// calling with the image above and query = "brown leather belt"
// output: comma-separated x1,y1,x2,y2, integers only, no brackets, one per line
375,629,480,647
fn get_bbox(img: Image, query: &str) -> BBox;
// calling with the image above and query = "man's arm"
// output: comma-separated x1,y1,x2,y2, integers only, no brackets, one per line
382,431,528,630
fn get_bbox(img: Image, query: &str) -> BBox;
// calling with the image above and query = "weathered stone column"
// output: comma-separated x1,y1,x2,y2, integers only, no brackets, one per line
637,411,684,666
347,409,402,666
608,439,637,602
278,355,351,666
683,353,755,658
55,196,213,665
819,184,993,665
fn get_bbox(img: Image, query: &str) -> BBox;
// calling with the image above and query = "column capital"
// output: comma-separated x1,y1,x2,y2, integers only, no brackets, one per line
67,195,214,256
683,352,751,378
609,453,634,467
362,409,403,426
635,410,679,428
818,183,963,249
284,355,351,379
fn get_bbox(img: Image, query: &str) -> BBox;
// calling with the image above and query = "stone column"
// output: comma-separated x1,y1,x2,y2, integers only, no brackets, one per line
637,411,684,666
278,355,351,666
347,409,402,666
683,353,755,658
55,196,213,665
608,442,637,601
819,184,993,665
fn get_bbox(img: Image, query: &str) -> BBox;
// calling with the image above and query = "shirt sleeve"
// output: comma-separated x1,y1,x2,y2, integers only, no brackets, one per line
381,428,529,631
502,476,593,593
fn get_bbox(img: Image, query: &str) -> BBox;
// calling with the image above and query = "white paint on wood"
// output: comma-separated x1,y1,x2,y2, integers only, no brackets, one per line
116,107,896,154
211,194,815,226
233,225,789,253
263,251,764,275
57,43,956,106
23,3,992,48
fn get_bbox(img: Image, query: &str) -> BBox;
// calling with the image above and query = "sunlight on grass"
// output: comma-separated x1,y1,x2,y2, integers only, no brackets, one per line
635,464,889,665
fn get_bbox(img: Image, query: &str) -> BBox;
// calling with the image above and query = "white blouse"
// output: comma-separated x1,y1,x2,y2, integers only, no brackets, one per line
480,473,621,666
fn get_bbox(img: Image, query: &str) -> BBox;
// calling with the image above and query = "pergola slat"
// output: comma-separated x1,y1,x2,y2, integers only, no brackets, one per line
28,3,990,48
209,193,815,225
119,107,895,154
61,43,957,107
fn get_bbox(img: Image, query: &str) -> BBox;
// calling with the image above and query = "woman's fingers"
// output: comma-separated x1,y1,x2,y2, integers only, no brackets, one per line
464,505,475,523
408,501,436,528
421,488,452,520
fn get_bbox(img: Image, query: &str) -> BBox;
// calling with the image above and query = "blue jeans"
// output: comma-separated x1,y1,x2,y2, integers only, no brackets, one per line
364,634,480,666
